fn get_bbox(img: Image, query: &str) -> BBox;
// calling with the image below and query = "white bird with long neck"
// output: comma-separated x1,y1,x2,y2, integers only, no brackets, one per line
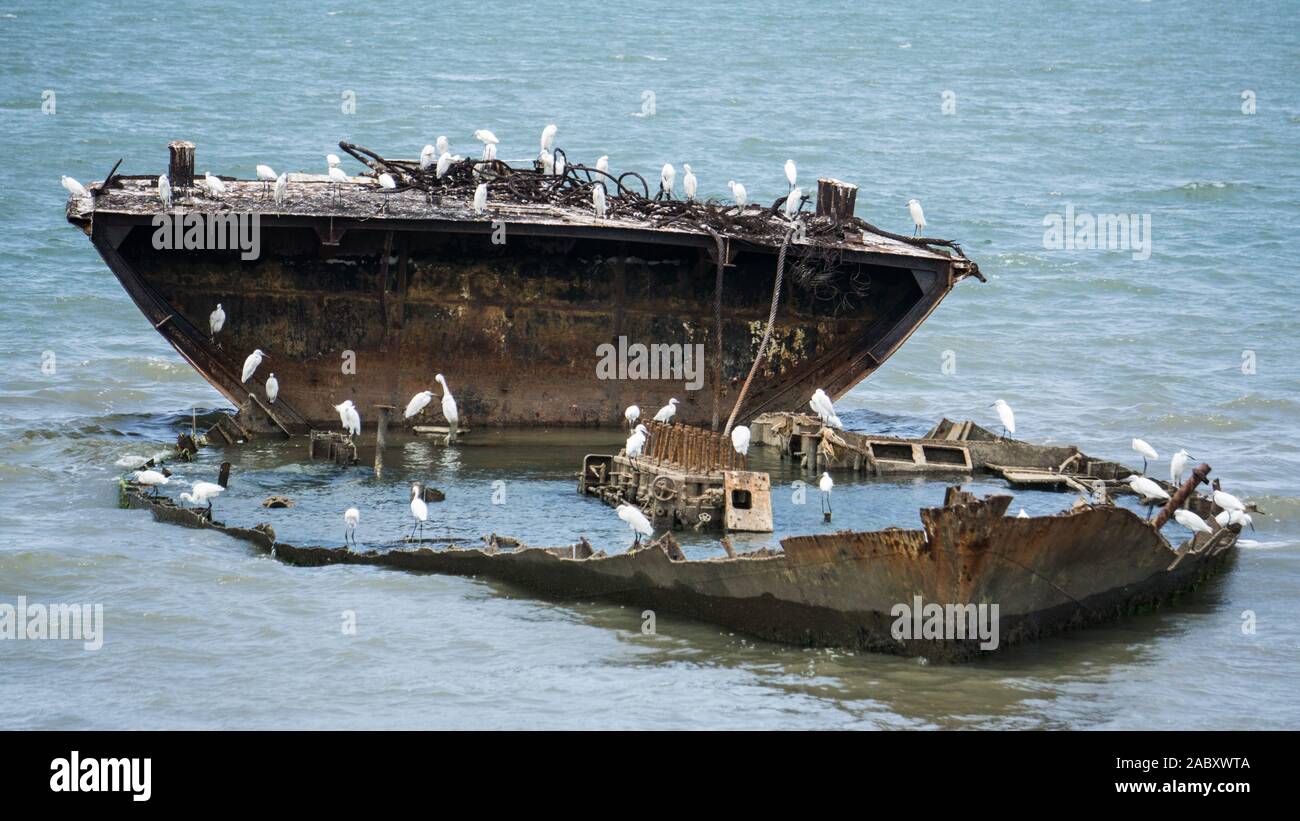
1132,438,1158,473
616,503,654,548
540,149,555,175
1173,508,1213,535
256,164,276,193
404,390,433,419
473,183,488,214
728,180,747,207
731,425,751,457
273,172,288,207
595,155,609,175
540,123,557,154
344,404,361,436
158,174,172,208
624,405,640,428
420,144,436,170
209,304,226,339
783,187,802,219
809,389,843,429
203,172,226,196
344,507,360,549
473,129,499,146
436,152,453,178
180,481,225,515
626,424,648,458
784,159,797,191
1215,508,1254,532
1123,474,1170,520
376,172,397,212
682,164,697,201
436,136,450,156
482,142,497,162
241,349,266,383
660,163,675,198
326,153,341,169
1170,449,1191,485
436,373,459,443
408,483,429,542
819,471,833,516
991,399,1016,438
554,153,566,177
133,469,169,494
592,184,606,218
61,175,88,198
265,373,279,404
328,164,348,198
333,400,354,430
1213,489,1245,514
908,198,926,236
653,398,679,423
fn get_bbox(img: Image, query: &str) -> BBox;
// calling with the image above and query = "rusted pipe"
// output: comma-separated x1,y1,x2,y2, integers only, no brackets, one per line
1152,463,1211,529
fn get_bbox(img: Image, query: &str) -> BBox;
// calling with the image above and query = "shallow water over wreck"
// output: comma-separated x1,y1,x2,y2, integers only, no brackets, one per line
3,0,1300,728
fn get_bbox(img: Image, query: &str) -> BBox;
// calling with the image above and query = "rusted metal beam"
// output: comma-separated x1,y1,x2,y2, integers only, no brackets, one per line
1152,463,1212,530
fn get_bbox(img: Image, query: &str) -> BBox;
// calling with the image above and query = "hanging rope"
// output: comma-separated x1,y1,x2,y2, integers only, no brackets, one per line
723,227,794,436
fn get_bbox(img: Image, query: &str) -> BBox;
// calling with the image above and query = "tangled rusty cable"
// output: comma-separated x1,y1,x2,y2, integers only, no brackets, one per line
337,140,983,279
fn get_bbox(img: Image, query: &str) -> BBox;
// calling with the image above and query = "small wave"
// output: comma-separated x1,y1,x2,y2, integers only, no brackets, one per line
613,54,668,62
1237,539,1295,551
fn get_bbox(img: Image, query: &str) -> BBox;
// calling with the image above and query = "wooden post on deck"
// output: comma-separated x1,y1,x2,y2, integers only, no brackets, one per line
374,405,394,479
816,178,858,222
168,140,196,192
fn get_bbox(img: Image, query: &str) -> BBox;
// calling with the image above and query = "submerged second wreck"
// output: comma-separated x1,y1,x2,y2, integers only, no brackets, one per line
66,140,982,432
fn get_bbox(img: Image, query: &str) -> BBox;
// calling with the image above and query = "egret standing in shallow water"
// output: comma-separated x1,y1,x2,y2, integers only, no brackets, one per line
659,164,675,199
1123,474,1170,520
809,389,843,429
682,164,697,201
265,373,279,404
180,481,225,517
626,424,648,459
436,373,458,444
241,349,266,383
819,471,834,517
1131,438,1158,473
408,484,429,542
617,503,654,548
1170,448,1191,485
209,303,226,344
784,159,797,192
624,404,640,428
344,507,360,549
990,399,1016,439
907,198,926,236
653,397,678,423
404,390,433,420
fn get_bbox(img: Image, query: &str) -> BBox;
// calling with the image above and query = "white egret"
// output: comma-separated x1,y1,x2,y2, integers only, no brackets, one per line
133,469,169,495
592,184,606,218
436,136,450,156
241,349,265,383
436,152,453,178
1131,438,1158,473
990,399,1016,438
653,397,679,423
377,172,397,212
809,389,843,429
595,155,609,175
328,165,348,198
209,303,226,340
436,373,459,443
624,404,640,427
819,471,833,515
626,424,648,458
326,153,341,168
1123,474,1170,519
784,159,797,191
540,123,557,154
554,153,565,176
482,142,497,162
202,172,226,196
1017,508,1029,518
728,180,748,207
731,425,751,457
1214,508,1255,532
408,483,429,542
1173,508,1213,536
660,163,675,198
473,183,488,214
1170,448,1191,485
180,481,225,516
473,129,499,146
265,373,279,403
61,175,88,198
682,164,697,201
344,507,360,549
907,198,927,236
404,390,433,419
616,503,654,548
783,187,802,219
158,174,172,208
333,400,354,429
256,164,276,193
344,404,361,436
273,172,287,207
1212,489,1245,514
540,149,554,175
420,144,437,170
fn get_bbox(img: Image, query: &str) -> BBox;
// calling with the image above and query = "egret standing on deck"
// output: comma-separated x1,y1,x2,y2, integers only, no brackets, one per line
133,469,169,495
408,483,429,542
436,136,450,156
158,174,172,208
474,129,499,160
682,164,697,201
1131,438,1158,473
273,172,287,208
61,175,88,198
653,397,679,423
784,188,803,220
420,144,436,171
728,180,747,207
203,172,226,196
809,389,843,429
377,172,397,212
659,164,675,199
1170,448,1191,485
256,164,277,194
473,183,488,214
819,471,834,517
436,152,453,179
436,373,459,444
784,159,797,192
326,153,341,169
626,424,648,459
731,425,751,464
1212,489,1246,515
907,198,927,236
241,349,266,383
1123,474,1170,520
624,404,640,428
265,373,279,404
344,507,360,549
328,164,348,198
990,399,1016,439
616,503,654,548
209,303,226,344
592,184,606,219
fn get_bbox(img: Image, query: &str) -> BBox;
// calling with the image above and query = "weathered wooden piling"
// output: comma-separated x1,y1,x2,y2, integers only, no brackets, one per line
373,404,394,479
816,178,858,222
168,140,195,191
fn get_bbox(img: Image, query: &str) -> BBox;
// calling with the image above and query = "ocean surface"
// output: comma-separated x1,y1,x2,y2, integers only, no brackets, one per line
2,0,1298,729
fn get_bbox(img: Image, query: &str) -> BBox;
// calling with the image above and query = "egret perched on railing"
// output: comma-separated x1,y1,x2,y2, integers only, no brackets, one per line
653,398,678,423
596,155,609,175
1123,474,1169,519
728,180,747,208
626,424,648,459
616,503,654,548
256,164,276,194
1173,508,1213,536
344,507,360,549
783,187,802,219
209,303,225,344
1170,449,1191,485
624,405,640,428
180,481,225,516
436,373,459,444
241,349,266,383
809,389,843,429
408,484,429,542
990,399,1016,439
1131,438,1158,473
265,373,279,404
908,198,927,236
784,159,797,192
683,164,697,202
660,163,675,198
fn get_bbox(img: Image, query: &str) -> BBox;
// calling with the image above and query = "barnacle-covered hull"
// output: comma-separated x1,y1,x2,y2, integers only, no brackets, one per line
69,172,977,430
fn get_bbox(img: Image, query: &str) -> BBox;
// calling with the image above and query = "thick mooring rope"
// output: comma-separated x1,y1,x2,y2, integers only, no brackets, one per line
723,227,795,436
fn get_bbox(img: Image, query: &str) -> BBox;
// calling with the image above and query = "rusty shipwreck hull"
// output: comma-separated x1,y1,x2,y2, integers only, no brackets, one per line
69,174,975,430
122,486,1238,661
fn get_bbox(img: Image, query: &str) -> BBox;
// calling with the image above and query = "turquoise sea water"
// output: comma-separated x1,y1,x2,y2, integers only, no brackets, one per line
1,0,1298,728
